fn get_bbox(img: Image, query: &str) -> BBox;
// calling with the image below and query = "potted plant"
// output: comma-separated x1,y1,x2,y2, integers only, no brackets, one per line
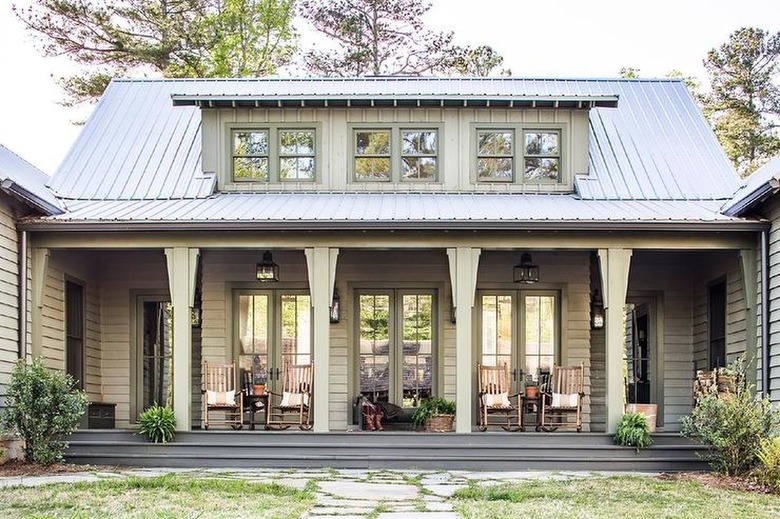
137,405,176,443
252,360,267,395
412,397,456,432
614,412,653,451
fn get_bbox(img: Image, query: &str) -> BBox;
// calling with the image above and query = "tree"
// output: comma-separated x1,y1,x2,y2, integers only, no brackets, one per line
701,27,780,176
14,0,298,105
299,0,506,77
618,67,641,79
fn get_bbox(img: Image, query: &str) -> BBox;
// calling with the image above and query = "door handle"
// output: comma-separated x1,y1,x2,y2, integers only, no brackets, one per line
512,368,517,382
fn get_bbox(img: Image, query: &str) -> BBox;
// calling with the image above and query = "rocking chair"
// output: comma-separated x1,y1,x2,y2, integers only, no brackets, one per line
202,362,243,430
477,363,521,431
266,363,313,430
539,363,584,432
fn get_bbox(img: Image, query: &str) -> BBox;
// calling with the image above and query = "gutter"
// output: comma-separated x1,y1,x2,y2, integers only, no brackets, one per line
723,179,780,217
18,230,26,359
761,230,770,396
1,179,64,216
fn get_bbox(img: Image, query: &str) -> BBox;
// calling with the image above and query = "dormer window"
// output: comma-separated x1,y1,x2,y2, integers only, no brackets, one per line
524,131,560,181
352,126,440,182
475,126,564,184
232,127,317,182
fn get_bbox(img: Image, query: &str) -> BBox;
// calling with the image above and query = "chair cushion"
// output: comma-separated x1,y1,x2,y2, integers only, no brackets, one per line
280,391,309,408
551,392,579,408
483,392,511,408
206,389,236,406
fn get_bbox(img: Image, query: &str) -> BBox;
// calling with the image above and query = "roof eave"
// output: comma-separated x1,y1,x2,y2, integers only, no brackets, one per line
723,182,778,217
0,179,64,216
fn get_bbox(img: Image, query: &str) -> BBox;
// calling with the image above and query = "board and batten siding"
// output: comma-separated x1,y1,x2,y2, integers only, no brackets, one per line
0,198,19,409
201,107,589,194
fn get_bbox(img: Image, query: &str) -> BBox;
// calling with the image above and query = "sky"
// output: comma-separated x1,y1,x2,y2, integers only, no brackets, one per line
0,0,777,174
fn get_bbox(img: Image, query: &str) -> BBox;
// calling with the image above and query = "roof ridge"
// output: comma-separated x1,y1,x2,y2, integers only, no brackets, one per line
112,76,684,84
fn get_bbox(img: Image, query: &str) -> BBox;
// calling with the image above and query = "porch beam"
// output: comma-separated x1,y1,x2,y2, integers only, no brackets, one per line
447,247,481,433
30,247,49,359
165,247,200,432
305,247,338,433
598,248,633,433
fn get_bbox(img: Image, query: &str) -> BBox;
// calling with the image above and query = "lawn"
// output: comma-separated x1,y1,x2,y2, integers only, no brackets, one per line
453,476,780,519
0,474,314,519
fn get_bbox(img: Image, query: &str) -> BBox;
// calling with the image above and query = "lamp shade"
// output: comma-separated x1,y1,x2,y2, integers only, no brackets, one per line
591,290,605,329
256,251,280,282
330,291,340,323
513,253,539,284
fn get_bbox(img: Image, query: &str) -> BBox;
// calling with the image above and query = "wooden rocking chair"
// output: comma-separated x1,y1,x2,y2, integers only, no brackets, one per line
477,363,521,431
202,362,243,430
266,363,313,431
539,363,584,432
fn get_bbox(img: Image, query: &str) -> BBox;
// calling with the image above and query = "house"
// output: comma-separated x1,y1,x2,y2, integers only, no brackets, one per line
5,77,772,468
0,144,62,410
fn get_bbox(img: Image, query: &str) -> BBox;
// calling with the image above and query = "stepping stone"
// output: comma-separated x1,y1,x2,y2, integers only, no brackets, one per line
377,513,459,519
319,481,418,501
423,484,466,497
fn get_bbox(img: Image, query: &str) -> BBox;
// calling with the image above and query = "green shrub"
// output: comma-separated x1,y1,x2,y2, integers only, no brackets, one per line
137,405,176,443
614,412,653,450
754,436,780,491
0,358,88,464
411,397,456,427
681,357,780,475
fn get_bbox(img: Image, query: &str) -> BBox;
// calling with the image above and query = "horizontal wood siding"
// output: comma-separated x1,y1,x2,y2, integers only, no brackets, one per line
0,199,18,409
764,198,780,400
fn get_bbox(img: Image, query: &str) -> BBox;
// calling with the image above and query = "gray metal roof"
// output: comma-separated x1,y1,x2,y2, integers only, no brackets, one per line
48,77,740,206
24,193,762,231
0,143,62,214
722,155,780,216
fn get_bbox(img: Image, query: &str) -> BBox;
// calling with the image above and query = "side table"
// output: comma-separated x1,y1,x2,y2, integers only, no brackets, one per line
519,394,541,432
245,393,269,430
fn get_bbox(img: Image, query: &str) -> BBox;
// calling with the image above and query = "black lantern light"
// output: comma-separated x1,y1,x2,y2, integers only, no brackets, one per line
513,252,540,284
330,290,341,323
255,250,280,282
591,289,605,329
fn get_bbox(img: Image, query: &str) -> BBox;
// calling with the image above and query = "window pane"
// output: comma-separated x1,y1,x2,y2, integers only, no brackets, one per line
524,158,559,181
359,295,390,401
402,130,437,155
402,294,433,406
525,132,559,155
281,294,311,368
234,131,268,156
478,131,513,155
280,157,315,180
524,295,556,380
355,157,391,180
356,131,390,155
402,157,437,180
478,158,513,180
234,157,268,180
142,301,173,410
279,130,315,156
481,295,512,367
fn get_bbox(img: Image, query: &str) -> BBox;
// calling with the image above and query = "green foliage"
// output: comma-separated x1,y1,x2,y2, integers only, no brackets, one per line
681,357,780,475
619,67,641,79
701,27,780,176
14,0,298,104
754,436,780,491
137,405,176,444
614,412,653,450
442,45,510,77
0,358,88,464
411,397,456,427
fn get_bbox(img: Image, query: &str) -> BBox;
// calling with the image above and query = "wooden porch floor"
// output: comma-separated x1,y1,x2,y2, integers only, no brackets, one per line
65,430,707,472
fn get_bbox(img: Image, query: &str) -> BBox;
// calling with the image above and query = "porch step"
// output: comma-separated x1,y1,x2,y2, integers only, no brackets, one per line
65,431,707,471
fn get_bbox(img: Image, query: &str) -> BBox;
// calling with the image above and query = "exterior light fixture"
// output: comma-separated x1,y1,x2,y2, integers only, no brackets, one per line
513,252,540,284
255,250,280,282
591,290,605,329
330,290,341,323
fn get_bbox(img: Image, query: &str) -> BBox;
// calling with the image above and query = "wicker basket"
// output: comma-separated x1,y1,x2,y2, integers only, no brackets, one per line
425,414,455,433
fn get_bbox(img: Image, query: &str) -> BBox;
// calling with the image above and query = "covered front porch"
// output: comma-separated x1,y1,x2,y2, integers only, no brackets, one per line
27,227,759,438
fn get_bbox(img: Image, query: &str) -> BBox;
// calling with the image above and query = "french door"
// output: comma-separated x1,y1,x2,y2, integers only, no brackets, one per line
236,291,312,392
357,290,436,408
478,291,558,389
137,299,174,414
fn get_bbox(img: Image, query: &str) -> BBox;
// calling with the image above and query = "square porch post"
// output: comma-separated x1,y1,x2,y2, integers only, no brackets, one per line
305,247,338,433
448,247,481,433
598,248,632,433
165,247,200,432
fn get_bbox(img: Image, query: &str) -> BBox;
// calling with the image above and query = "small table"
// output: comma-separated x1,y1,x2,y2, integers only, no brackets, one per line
245,393,269,430
519,394,542,432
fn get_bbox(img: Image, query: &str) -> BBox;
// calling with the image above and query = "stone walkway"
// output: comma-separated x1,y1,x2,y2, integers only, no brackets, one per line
0,467,659,518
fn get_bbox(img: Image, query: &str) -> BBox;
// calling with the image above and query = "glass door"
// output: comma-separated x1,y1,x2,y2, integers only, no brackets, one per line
140,300,174,410
357,290,436,408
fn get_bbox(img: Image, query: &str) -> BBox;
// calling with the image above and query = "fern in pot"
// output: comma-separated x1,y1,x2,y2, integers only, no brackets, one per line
137,405,176,443
614,412,653,451
412,397,456,432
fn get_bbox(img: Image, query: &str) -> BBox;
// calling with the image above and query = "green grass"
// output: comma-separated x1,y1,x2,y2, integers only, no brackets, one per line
0,474,314,518
453,476,780,519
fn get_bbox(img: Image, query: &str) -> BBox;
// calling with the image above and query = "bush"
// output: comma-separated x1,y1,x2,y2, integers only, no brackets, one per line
754,436,780,491
137,405,176,443
614,412,653,450
681,357,780,475
411,397,456,427
0,358,88,464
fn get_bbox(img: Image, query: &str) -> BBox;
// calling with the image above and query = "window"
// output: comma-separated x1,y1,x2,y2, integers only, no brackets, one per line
231,127,317,182
353,126,439,182
65,281,85,390
140,300,173,411
476,127,563,183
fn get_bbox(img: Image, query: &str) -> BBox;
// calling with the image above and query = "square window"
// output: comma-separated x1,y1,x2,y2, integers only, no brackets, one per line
355,130,391,181
523,131,560,182
401,130,437,181
477,130,514,182
233,130,269,181
279,130,315,181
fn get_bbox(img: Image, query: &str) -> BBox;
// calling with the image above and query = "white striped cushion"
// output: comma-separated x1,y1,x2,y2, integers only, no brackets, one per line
551,392,579,408
206,390,235,406
483,392,511,407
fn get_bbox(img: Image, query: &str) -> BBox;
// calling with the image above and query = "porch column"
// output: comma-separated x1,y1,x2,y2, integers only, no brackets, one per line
447,247,481,433
30,247,50,359
305,247,338,433
165,247,200,432
598,248,632,433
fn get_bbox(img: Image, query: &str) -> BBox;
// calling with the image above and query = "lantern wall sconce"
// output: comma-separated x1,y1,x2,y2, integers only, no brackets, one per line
591,289,605,329
513,252,540,284
330,290,341,323
256,250,280,282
